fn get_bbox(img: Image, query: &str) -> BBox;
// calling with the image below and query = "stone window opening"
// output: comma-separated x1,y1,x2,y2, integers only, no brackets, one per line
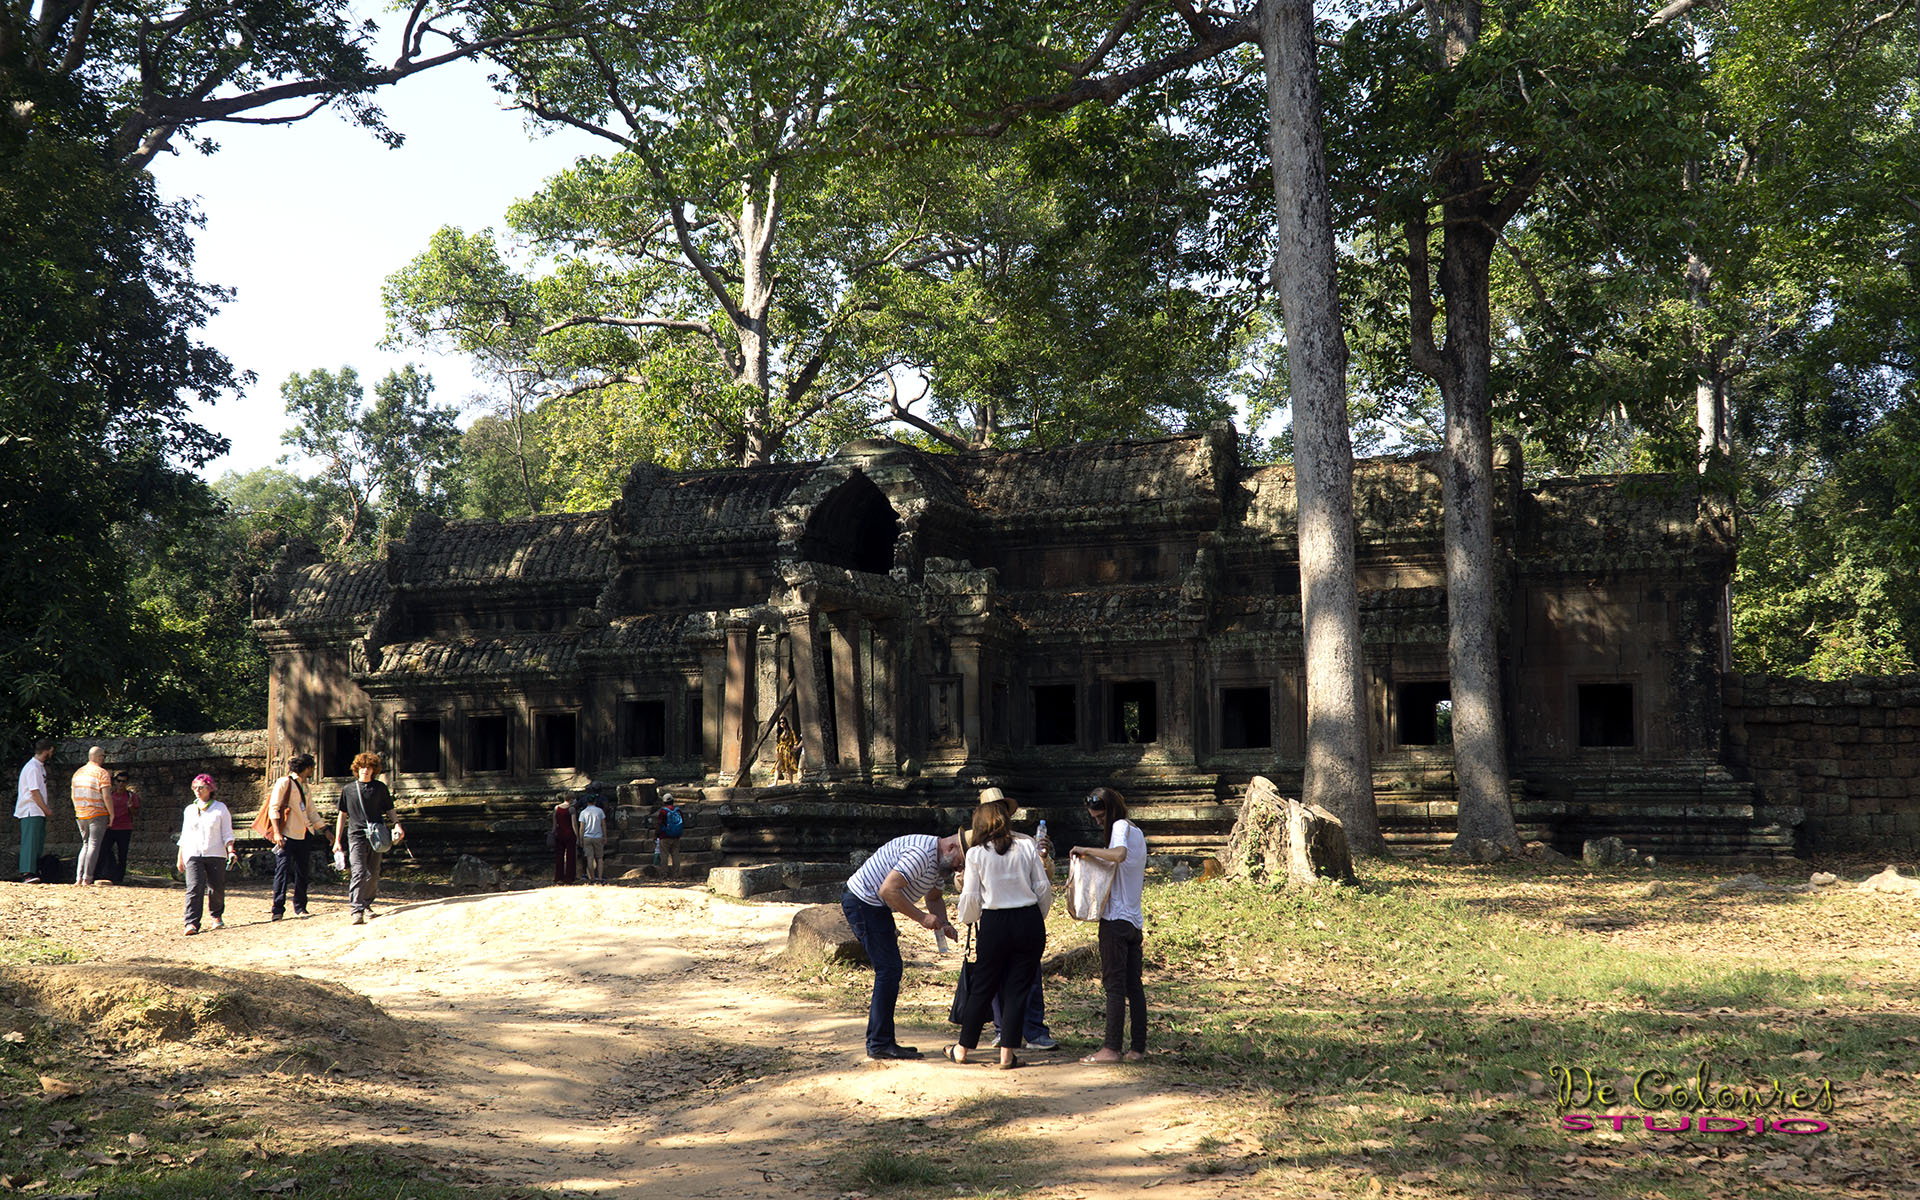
1396,681,1453,747
534,712,579,770
1032,684,1077,746
1109,680,1159,745
622,698,668,758
1220,686,1273,750
322,724,362,778
799,472,900,575
468,714,512,773
399,717,443,774
1578,682,1636,748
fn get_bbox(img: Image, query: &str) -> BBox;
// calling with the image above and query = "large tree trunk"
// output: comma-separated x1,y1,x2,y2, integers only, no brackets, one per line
1258,0,1384,856
1435,220,1519,851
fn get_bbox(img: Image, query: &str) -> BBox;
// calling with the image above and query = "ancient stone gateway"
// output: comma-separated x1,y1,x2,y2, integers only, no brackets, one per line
251,430,1795,866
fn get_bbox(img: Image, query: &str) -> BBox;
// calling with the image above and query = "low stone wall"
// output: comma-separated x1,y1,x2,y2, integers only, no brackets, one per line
5,732,267,869
1723,675,1920,852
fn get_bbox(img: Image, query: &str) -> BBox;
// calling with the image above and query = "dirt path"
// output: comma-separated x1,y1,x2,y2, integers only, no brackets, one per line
4,880,1224,1198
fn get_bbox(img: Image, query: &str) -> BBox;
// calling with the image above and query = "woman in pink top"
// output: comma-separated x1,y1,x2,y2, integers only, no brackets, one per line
105,772,140,884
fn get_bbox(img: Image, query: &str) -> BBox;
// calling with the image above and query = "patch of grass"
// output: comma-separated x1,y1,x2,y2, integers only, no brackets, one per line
795,856,1920,1199
0,938,79,966
0,1018,514,1199
833,1108,1049,1198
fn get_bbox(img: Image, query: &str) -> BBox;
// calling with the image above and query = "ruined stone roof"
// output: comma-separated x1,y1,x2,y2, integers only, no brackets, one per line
1520,476,1728,566
365,613,698,684
396,511,615,588
939,433,1228,526
366,631,586,681
1001,586,1196,638
254,561,386,628
619,463,812,548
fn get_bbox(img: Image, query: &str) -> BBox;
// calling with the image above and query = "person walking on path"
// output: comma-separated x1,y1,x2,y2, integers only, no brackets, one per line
841,832,962,1061
551,796,577,884
104,771,140,883
176,774,236,935
69,747,113,885
334,752,403,925
1071,786,1149,1063
976,786,1058,1051
266,753,320,920
15,740,55,881
948,803,1052,1069
575,795,608,885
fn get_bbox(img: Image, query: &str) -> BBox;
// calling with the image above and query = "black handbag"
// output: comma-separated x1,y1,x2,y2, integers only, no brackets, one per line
947,926,975,1025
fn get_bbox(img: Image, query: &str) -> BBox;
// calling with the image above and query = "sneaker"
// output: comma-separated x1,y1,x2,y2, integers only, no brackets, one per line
352,912,366,925
1027,1035,1059,1051
294,911,312,919
210,917,225,930
865,1044,923,1061
183,926,199,936
270,913,284,922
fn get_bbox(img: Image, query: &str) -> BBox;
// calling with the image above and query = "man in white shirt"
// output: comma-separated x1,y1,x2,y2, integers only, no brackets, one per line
14,739,55,881
574,796,608,884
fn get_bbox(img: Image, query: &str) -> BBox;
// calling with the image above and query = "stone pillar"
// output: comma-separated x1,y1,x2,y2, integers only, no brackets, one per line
869,621,899,775
701,655,725,771
719,624,755,785
955,637,983,763
787,609,827,776
829,611,868,775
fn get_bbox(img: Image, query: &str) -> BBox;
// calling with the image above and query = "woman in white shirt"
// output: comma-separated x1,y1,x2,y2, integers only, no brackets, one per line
947,803,1052,1068
1071,786,1148,1062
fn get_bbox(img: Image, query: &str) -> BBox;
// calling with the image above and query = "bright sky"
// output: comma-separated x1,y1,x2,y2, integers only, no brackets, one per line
152,53,603,481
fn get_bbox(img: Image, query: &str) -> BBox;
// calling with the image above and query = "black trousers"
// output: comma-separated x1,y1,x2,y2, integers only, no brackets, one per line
958,905,1046,1051
103,829,133,883
1098,918,1147,1053
272,837,312,917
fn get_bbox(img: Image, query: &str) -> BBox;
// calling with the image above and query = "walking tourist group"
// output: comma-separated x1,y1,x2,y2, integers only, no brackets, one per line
17,738,1150,1064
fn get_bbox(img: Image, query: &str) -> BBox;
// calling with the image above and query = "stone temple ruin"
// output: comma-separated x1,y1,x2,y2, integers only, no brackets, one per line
251,428,1797,868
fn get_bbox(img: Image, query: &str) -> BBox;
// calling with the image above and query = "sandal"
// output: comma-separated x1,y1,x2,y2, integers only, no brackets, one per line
943,1045,966,1064
997,1054,1022,1070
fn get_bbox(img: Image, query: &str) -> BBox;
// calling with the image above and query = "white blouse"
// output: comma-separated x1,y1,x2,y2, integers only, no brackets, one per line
955,837,1052,925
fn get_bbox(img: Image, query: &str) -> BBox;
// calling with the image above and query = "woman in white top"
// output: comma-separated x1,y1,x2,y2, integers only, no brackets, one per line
1071,786,1148,1062
947,802,1053,1068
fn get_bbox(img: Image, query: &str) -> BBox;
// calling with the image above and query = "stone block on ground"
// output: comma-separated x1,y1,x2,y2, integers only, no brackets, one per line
450,855,501,890
707,864,788,898
1221,776,1356,886
1711,872,1768,895
1582,837,1632,868
784,904,867,964
1809,871,1839,887
1857,865,1920,895
1521,841,1574,865
1041,943,1101,977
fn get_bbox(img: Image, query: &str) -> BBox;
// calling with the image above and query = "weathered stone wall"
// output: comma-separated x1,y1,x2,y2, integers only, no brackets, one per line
5,732,267,866
1723,675,1920,851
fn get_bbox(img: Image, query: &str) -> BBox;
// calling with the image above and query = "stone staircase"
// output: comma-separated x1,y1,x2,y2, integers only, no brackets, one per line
355,757,1804,876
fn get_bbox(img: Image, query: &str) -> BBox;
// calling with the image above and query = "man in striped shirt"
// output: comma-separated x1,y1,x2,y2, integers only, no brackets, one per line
842,833,963,1061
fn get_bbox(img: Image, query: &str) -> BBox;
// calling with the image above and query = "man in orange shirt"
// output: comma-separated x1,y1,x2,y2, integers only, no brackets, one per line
70,747,113,886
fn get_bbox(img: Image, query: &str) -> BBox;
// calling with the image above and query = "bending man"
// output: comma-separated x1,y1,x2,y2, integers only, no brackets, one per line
841,832,962,1061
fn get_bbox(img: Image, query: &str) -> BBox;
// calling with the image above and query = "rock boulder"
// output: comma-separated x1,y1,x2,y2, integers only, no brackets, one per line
450,855,501,891
784,904,868,964
1221,776,1356,887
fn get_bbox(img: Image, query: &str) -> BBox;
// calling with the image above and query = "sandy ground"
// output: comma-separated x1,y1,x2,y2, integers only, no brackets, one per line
3,877,1228,1198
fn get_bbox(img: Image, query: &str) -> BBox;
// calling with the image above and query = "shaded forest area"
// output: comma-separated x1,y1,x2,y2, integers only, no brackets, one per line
4,0,1915,756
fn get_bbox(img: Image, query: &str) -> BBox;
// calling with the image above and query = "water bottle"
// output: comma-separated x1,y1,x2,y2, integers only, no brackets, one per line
1035,819,1049,856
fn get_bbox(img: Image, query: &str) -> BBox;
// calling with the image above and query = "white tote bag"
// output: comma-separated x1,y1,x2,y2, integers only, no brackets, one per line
1066,854,1115,922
